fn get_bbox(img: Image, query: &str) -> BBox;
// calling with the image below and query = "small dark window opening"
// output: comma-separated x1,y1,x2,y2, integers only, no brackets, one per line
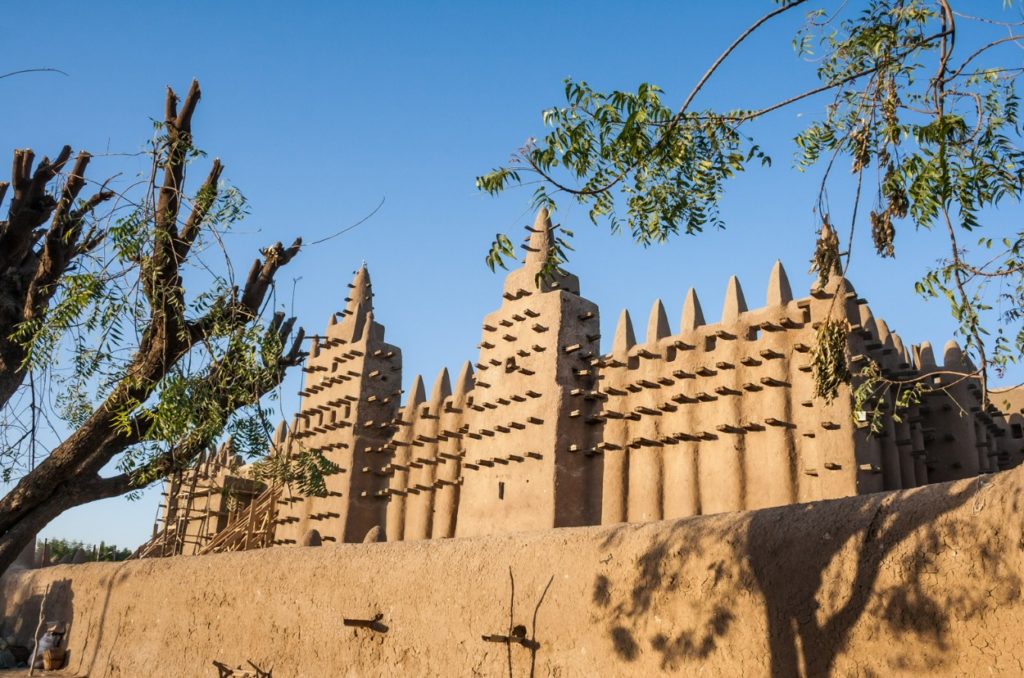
498,481,505,500
1012,423,1023,439
505,357,517,373
747,327,761,341
704,336,717,352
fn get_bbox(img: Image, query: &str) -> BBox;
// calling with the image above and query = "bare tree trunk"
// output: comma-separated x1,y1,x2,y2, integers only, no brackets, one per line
0,472,131,574
0,148,113,413
0,81,306,576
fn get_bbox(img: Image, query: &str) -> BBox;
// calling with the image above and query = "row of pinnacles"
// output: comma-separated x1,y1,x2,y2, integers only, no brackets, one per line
152,209,1024,552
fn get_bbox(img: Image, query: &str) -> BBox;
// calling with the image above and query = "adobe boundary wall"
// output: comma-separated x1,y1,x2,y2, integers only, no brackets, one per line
3,467,1024,677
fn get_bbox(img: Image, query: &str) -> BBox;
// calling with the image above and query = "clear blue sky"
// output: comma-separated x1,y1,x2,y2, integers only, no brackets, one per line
3,1,1019,548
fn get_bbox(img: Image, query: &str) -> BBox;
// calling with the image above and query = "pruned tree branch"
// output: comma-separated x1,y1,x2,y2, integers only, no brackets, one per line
0,80,307,574
0,145,115,411
240,238,302,316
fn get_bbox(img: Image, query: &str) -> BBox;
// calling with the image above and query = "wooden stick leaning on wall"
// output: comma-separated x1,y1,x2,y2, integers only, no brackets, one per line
27,582,50,676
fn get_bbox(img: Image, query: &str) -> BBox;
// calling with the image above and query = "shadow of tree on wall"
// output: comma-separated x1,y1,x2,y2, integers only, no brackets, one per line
1,576,73,646
591,472,1021,676
595,507,754,672
77,563,131,676
1,575,74,670
0,565,134,675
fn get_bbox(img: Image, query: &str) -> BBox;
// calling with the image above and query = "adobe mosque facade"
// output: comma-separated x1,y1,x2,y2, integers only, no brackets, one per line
151,209,1024,552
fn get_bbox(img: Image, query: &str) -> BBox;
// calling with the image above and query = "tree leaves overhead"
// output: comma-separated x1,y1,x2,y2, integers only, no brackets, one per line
477,80,769,270
8,126,285,475
477,0,1024,411
0,82,310,565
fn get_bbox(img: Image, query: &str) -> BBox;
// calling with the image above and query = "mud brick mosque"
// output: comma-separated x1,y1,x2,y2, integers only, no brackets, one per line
142,209,1024,556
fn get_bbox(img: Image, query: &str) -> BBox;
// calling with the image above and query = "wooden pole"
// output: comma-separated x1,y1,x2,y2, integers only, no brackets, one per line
177,470,200,555
196,482,214,551
243,495,258,550
262,485,279,548
28,583,50,676
161,471,182,557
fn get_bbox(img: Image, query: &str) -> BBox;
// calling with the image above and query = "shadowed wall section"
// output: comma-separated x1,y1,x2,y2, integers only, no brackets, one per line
3,467,1023,677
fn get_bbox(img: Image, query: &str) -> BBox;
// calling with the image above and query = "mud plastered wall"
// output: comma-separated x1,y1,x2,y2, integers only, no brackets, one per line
152,208,1022,553
274,264,402,546
4,466,1023,677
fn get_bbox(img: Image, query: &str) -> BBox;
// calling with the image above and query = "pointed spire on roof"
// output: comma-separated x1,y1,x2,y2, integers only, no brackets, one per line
218,437,233,466
721,276,748,324
452,361,475,402
273,420,289,445
875,318,893,350
916,341,937,370
892,333,909,366
680,288,705,331
344,263,373,316
824,272,857,297
862,316,879,345
858,304,878,343
403,375,426,417
429,367,452,405
613,309,636,356
858,303,873,327
646,299,671,344
524,208,553,269
766,261,793,306
962,350,978,371
943,340,965,369
502,207,580,297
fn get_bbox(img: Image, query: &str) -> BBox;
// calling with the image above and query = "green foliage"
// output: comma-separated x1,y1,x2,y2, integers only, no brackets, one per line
477,79,769,271
485,232,516,272
853,360,927,434
812,317,853,403
784,0,1023,389
810,218,843,286
3,125,298,489
40,538,132,563
250,444,341,498
477,0,1024,411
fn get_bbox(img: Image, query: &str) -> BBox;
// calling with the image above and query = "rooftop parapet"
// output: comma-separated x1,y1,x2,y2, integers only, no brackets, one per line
332,263,374,342
501,208,581,299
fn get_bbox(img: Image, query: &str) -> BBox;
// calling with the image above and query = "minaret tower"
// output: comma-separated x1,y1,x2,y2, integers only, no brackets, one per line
455,209,602,538
274,264,402,544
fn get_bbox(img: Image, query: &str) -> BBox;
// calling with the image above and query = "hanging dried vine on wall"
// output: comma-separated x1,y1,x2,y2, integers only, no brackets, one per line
812,317,853,403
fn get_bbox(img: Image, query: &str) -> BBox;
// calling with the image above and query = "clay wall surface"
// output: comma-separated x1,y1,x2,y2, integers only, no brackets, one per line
273,265,402,545
5,467,1024,677
456,260,603,537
